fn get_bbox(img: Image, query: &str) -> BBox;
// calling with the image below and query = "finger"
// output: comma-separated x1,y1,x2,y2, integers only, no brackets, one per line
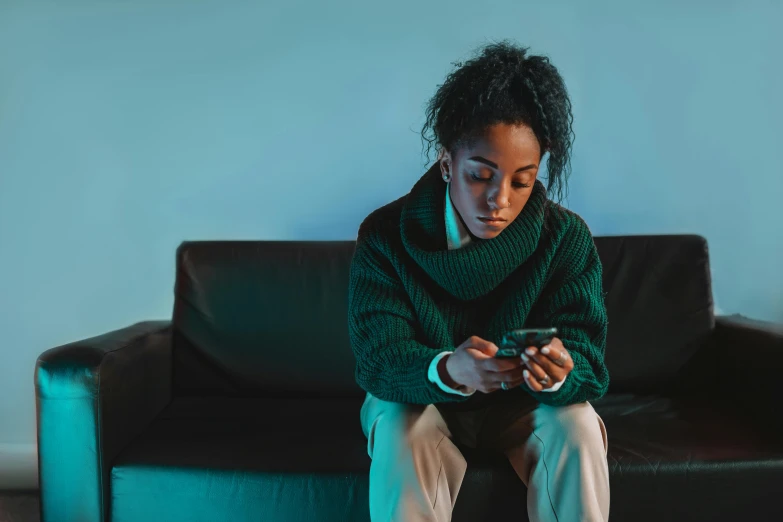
524,348,565,382
494,366,525,384
487,366,526,392
465,347,492,360
521,356,549,382
466,347,507,367
523,369,542,392
468,337,499,357
539,340,570,368
482,357,524,372
522,358,558,390
505,375,527,389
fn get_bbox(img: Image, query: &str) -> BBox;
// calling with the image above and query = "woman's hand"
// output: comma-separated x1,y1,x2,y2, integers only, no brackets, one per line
442,336,526,394
520,337,574,392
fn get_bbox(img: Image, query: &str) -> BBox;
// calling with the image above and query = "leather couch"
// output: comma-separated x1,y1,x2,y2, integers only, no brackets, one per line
35,235,783,522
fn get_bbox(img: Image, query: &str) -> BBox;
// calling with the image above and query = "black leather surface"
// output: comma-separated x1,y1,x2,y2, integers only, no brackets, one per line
171,235,714,397
594,235,714,393
35,238,783,522
35,321,172,522
172,241,360,396
110,395,783,522
673,314,783,433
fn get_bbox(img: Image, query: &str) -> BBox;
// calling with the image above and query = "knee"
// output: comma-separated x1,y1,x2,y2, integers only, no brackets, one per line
537,402,607,456
369,403,447,457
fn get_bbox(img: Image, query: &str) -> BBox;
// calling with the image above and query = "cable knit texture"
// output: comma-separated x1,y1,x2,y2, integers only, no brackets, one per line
348,162,609,409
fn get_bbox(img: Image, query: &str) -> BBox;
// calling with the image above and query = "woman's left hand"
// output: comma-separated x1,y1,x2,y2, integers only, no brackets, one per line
521,337,573,392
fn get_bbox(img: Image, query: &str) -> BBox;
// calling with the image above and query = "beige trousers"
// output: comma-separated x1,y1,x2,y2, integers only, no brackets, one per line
360,392,609,522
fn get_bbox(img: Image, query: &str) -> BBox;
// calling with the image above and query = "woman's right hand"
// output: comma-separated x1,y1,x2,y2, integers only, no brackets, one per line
443,336,526,393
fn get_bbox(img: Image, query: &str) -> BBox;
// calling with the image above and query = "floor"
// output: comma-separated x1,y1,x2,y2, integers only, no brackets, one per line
0,491,39,522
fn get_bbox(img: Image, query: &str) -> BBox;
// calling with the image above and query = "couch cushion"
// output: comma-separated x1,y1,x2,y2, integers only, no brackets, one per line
594,235,714,393
172,241,362,396
111,397,370,522
111,396,783,522
595,393,783,521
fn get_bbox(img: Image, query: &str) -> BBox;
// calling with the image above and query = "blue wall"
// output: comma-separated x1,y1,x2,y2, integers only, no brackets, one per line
0,0,781,468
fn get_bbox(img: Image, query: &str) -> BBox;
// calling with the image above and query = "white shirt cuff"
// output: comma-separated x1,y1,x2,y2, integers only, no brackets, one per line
428,351,476,396
540,373,567,392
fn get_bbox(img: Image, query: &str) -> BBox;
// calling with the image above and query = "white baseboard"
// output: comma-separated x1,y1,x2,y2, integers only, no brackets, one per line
0,443,38,490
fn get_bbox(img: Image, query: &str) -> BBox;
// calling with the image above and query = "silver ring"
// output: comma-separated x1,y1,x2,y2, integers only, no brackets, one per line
555,351,568,366
538,375,550,386
501,381,508,391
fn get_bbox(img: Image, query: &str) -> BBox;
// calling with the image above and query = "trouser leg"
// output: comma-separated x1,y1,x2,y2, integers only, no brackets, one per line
485,400,610,522
360,393,468,522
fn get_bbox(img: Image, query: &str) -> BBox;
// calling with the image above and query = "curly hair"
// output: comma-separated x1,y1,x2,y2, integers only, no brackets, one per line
420,39,575,204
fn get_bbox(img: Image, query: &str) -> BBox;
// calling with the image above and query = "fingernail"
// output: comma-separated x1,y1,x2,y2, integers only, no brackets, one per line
541,346,550,355
525,347,536,356
523,369,530,378
520,353,529,362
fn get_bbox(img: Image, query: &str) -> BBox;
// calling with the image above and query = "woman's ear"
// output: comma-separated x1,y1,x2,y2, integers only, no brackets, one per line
438,150,452,178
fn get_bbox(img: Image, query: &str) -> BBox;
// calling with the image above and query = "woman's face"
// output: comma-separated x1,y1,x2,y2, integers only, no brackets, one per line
440,123,542,240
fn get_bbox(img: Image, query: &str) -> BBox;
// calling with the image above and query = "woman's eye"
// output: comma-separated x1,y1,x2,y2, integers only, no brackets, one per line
471,173,530,189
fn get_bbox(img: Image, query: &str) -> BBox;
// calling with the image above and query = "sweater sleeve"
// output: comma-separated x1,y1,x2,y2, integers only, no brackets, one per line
347,227,473,405
526,218,610,407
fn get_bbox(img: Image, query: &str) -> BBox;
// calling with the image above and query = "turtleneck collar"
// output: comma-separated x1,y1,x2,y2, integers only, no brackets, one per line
401,162,548,301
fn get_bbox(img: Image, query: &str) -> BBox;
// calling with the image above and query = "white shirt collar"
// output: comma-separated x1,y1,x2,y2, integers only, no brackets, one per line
444,184,472,250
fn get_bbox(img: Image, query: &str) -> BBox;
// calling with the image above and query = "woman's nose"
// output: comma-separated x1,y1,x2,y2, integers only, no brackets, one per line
489,187,511,208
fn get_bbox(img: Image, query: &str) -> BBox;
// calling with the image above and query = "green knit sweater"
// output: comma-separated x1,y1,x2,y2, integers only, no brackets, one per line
348,162,609,408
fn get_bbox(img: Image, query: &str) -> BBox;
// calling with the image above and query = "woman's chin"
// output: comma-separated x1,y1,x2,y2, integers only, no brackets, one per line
482,231,503,240
468,225,506,240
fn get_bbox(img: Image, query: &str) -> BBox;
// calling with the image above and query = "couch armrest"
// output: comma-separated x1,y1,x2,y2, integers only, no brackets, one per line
672,314,783,431
35,321,172,522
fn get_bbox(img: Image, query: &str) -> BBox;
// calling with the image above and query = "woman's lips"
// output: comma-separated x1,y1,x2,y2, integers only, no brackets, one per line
478,217,506,226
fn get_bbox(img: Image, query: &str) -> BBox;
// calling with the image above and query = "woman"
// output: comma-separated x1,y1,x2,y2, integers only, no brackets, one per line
348,40,610,522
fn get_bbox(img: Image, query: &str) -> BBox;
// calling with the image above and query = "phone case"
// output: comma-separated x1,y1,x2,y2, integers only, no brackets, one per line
496,328,558,358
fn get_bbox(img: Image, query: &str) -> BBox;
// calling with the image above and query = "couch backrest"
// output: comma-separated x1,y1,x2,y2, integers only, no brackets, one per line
171,235,714,397
172,241,359,397
594,235,714,393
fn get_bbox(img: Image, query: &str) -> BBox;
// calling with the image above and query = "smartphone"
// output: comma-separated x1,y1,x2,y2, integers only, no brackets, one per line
495,327,558,358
